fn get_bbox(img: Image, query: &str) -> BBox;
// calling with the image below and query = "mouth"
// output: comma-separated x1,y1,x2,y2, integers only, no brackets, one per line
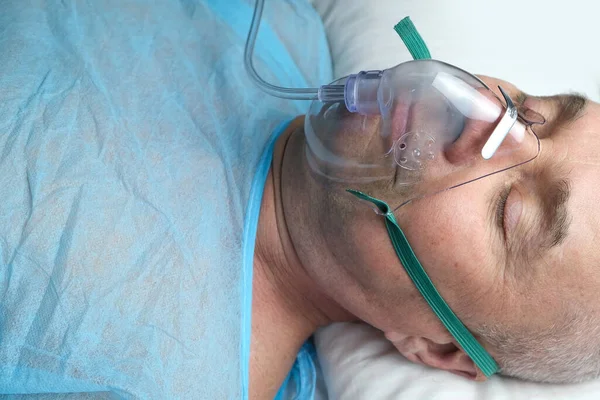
388,99,411,150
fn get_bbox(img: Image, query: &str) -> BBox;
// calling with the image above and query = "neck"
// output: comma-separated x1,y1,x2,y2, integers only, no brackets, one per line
250,118,348,399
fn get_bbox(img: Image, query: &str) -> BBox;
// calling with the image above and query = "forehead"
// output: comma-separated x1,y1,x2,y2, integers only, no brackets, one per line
512,101,600,309
550,99,600,242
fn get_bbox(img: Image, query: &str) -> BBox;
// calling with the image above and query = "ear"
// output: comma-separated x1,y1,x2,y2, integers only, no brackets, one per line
384,332,487,381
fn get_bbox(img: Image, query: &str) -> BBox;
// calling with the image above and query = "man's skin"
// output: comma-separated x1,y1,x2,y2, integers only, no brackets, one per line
250,76,600,399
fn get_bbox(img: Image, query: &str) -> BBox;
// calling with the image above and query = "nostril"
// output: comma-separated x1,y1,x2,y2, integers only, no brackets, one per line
445,118,496,165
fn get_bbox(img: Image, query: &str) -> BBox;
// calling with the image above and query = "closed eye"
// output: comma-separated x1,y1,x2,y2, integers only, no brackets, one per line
496,185,511,239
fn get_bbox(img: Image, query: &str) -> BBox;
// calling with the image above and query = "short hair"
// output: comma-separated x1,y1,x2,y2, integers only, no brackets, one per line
477,307,600,383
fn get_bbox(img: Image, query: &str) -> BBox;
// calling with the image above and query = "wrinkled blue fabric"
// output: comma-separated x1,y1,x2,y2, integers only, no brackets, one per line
0,0,332,398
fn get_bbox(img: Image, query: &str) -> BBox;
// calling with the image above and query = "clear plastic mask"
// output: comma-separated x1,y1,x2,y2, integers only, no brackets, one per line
305,60,543,211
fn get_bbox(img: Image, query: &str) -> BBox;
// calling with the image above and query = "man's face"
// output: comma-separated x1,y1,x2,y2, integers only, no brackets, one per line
329,76,600,359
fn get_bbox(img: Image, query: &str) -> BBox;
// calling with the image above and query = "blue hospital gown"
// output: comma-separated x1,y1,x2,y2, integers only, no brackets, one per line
0,0,332,398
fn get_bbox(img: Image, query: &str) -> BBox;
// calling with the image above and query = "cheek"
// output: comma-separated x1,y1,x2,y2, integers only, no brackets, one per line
399,194,488,262
396,189,501,315
345,212,407,288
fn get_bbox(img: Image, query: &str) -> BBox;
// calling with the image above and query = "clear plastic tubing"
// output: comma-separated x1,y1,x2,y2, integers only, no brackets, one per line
245,0,378,109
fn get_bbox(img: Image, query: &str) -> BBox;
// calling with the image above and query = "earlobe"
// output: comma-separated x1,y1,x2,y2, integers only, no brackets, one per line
446,352,487,381
384,332,487,381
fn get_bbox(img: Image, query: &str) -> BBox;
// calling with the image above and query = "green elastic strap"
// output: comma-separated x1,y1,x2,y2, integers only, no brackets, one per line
394,17,431,60
347,190,499,377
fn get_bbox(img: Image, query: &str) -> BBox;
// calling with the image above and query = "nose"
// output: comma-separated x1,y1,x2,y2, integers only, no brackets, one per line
445,117,497,165
443,86,526,167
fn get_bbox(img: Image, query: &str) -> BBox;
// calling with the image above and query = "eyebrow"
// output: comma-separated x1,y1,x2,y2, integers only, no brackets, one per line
531,95,583,249
501,95,581,261
539,178,572,249
510,176,572,263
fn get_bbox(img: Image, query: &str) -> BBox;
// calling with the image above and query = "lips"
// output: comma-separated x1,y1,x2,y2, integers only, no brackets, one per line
390,100,410,145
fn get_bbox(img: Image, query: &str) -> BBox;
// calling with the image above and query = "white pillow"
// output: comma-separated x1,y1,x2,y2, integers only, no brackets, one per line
310,0,600,101
310,0,600,398
316,323,600,400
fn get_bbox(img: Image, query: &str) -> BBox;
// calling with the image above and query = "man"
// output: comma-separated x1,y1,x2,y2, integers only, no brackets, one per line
261,80,600,390
2,1,599,400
